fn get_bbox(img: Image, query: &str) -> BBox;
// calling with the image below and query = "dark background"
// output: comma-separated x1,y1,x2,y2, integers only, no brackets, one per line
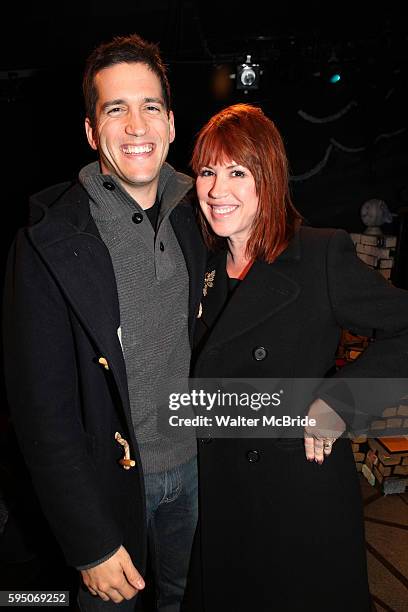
1,1,408,283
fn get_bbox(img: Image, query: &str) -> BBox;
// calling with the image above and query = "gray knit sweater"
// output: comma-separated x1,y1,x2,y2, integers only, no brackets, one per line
79,161,196,474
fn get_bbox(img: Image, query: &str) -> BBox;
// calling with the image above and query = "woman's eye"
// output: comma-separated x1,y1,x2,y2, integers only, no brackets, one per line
232,170,245,177
200,169,214,177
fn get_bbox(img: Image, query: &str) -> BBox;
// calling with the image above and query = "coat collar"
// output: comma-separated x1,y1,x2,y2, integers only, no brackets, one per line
197,231,302,351
29,180,94,233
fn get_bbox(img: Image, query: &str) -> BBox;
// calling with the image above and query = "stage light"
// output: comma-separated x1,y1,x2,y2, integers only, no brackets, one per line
329,72,341,84
236,54,261,90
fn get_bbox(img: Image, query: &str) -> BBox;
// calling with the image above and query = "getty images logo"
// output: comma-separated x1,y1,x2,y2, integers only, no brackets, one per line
168,389,283,411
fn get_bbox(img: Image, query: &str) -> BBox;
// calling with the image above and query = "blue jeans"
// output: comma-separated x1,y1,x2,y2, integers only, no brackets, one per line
77,456,198,612
145,455,198,612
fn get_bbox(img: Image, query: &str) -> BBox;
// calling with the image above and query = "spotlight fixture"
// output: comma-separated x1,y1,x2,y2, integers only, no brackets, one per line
236,54,261,90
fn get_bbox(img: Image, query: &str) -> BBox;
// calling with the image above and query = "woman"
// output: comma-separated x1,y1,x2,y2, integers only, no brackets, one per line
185,104,408,612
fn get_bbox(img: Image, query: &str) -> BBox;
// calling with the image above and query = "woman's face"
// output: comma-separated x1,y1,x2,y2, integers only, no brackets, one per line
196,159,259,245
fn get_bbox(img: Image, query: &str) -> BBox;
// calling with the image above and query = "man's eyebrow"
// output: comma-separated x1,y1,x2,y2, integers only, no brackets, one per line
144,97,164,105
101,99,126,112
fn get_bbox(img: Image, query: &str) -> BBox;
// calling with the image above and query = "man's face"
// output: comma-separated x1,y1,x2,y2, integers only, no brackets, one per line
85,62,175,207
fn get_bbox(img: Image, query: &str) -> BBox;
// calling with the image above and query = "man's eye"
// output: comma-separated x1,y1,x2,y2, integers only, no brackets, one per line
107,107,123,115
145,105,160,112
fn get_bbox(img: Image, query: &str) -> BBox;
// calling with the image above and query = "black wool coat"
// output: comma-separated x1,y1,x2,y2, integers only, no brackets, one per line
184,226,408,612
2,180,206,571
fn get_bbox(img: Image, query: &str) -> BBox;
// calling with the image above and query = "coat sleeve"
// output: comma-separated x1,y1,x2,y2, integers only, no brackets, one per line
2,230,122,567
317,229,408,430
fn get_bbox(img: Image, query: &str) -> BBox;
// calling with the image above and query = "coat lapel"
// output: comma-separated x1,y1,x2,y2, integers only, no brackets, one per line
198,251,229,332
28,183,131,422
199,235,301,352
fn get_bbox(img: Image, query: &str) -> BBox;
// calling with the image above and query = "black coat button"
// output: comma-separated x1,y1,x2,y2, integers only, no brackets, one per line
132,212,143,224
246,449,260,463
159,242,165,251
253,346,267,361
103,181,115,191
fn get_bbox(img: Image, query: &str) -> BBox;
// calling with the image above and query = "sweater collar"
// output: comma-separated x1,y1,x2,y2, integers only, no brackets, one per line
78,160,193,223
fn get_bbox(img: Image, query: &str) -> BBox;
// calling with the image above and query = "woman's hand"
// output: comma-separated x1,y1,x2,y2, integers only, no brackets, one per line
304,398,346,464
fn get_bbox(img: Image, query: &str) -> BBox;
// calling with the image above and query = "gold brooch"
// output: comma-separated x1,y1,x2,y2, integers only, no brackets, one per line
203,270,216,297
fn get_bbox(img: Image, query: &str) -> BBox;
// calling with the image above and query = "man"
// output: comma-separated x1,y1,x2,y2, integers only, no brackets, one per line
3,34,206,611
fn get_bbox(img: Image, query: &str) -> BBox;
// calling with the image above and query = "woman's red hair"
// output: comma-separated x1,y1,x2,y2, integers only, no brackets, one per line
191,103,302,262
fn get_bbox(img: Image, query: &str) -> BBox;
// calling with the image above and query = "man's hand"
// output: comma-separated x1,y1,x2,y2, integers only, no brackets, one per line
81,545,145,603
304,398,346,464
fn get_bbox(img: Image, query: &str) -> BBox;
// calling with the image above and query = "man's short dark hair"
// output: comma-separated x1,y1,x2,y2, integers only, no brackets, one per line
83,33,171,128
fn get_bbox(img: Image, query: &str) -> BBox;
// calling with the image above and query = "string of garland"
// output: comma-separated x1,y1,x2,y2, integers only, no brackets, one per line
289,130,406,182
297,101,357,124
289,91,406,181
